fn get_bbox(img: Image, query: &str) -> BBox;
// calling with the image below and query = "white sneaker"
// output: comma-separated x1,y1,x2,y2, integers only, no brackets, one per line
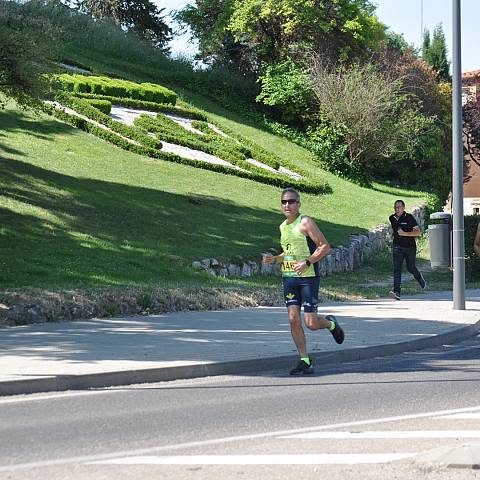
389,290,401,300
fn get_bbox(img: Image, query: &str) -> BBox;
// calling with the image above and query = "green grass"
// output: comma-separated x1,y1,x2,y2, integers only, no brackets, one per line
0,97,428,292
1,1,463,314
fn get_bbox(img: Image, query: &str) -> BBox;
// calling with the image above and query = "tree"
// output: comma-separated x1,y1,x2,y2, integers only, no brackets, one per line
228,0,385,68
308,57,444,187
422,24,450,82
421,28,430,60
0,1,59,108
176,0,385,75
74,0,172,50
374,43,442,118
174,0,254,71
463,97,480,171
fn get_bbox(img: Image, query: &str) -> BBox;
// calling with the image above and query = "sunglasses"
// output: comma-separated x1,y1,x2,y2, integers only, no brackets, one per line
281,199,298,205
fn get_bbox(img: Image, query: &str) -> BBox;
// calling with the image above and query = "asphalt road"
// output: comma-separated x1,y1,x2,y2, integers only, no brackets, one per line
2,336,480,479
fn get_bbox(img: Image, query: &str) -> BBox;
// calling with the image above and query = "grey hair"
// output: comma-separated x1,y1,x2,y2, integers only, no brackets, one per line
281,187,300,201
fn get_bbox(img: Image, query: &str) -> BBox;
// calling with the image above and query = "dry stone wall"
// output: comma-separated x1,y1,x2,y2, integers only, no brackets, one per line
193,205,426,278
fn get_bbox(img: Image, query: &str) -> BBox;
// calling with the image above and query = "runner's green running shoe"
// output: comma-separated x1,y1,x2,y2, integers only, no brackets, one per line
289,358,314,375
326,315,345,344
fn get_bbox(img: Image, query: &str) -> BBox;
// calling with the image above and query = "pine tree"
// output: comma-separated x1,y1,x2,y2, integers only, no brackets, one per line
422,24,450,82
421,28,430,61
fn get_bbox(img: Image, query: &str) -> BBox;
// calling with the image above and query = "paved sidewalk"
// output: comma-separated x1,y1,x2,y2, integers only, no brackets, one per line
0,290,479,396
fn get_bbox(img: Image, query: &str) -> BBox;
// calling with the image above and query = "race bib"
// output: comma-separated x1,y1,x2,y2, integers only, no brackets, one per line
281,255,298,277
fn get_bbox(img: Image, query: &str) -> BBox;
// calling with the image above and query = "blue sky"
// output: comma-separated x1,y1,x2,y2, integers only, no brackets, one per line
156,0,480,72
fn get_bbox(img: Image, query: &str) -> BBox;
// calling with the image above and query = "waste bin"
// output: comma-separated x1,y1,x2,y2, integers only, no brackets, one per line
428,212,452,269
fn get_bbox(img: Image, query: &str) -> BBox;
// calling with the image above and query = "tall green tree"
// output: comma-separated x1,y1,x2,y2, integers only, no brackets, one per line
176,0,385,74
73,0,172,50
422,24,450,82
421,28,430,60
0,1,59,108
174,0,252,71
228,0,385,68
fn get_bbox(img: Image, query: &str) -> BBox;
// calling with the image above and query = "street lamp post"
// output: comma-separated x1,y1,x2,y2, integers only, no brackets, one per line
452,0,466,310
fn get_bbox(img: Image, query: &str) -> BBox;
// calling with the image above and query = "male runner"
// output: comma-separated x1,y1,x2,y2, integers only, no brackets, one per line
388,199,427,300
262,187,345,375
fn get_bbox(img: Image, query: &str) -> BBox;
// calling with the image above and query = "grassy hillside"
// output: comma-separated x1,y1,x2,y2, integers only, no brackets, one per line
0,93,426,291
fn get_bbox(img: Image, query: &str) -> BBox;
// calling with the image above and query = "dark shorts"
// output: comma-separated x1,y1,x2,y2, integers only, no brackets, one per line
282,276,320,313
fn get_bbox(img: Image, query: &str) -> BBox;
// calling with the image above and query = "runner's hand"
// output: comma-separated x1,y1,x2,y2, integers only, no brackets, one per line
293,261,308,274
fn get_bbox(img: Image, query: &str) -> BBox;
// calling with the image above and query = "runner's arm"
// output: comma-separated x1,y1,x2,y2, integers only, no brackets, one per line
398,225,420,237
297,216,330,267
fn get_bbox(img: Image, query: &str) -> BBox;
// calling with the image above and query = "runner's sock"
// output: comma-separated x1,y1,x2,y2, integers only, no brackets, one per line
301,357,311,366
328,320,336,331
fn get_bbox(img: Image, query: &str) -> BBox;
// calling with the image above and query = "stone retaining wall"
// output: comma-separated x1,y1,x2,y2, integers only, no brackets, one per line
192,205,426,278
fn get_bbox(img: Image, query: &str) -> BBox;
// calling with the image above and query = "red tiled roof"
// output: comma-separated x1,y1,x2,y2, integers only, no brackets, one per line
463,69,480,79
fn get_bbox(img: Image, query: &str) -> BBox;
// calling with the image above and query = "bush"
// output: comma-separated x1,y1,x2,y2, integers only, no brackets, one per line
73,93,207,120
56,74,177,105
465,215,480,281
84,98,112,115
256,60,315,125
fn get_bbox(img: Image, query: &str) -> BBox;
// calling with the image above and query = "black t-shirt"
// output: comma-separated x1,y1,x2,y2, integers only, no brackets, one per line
389,212,418,248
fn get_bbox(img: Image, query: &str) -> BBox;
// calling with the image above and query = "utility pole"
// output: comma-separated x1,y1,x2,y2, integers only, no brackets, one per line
452,0,466,310
420,0,424,40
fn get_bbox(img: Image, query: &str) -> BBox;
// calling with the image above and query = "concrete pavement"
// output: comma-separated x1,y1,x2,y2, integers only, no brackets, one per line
0,290,479,396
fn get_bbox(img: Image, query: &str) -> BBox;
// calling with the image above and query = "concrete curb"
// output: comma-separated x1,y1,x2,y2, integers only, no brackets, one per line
1,320,479,397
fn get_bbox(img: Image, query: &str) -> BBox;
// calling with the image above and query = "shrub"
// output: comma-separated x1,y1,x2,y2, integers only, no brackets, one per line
73,93,207,120
56,74,177,105
84,99,112,115
133,114,249,164
256,60,315,125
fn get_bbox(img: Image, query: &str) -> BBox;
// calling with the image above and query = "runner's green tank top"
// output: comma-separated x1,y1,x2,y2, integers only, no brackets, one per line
280,214,316,277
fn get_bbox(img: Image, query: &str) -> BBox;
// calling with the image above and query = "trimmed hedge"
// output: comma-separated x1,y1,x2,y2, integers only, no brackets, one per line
133,114,248,165
191,120,218,136
73,93,207,120
83,98,112,115
69,93,296,173
465,215,480,281
57,73,177,105
44,101,330,194
205,118,305,175
57,93,162,150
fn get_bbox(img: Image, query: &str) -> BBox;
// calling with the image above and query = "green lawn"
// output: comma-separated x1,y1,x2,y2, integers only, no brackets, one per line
0,83,427,292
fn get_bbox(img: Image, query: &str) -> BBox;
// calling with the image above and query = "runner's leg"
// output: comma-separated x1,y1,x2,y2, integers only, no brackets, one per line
287,306,307,357
393,246,404,295
301,277,330,330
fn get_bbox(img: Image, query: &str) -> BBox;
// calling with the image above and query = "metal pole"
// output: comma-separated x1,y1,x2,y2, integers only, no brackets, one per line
452,0,465,309
421,0,424,40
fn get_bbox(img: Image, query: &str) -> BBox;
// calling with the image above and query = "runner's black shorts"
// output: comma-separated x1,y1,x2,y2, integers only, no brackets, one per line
282,276,320,312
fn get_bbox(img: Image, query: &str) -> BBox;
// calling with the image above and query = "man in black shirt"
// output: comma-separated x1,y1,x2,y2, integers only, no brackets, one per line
388,200,427,300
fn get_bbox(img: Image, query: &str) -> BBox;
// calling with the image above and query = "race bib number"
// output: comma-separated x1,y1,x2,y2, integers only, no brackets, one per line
281,256,297,277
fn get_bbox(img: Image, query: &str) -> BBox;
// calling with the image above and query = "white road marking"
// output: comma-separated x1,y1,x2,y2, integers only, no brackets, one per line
281,430,480,439
88,453,415,465
435,413,480,420
0,390,118,405
3,404,480,472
